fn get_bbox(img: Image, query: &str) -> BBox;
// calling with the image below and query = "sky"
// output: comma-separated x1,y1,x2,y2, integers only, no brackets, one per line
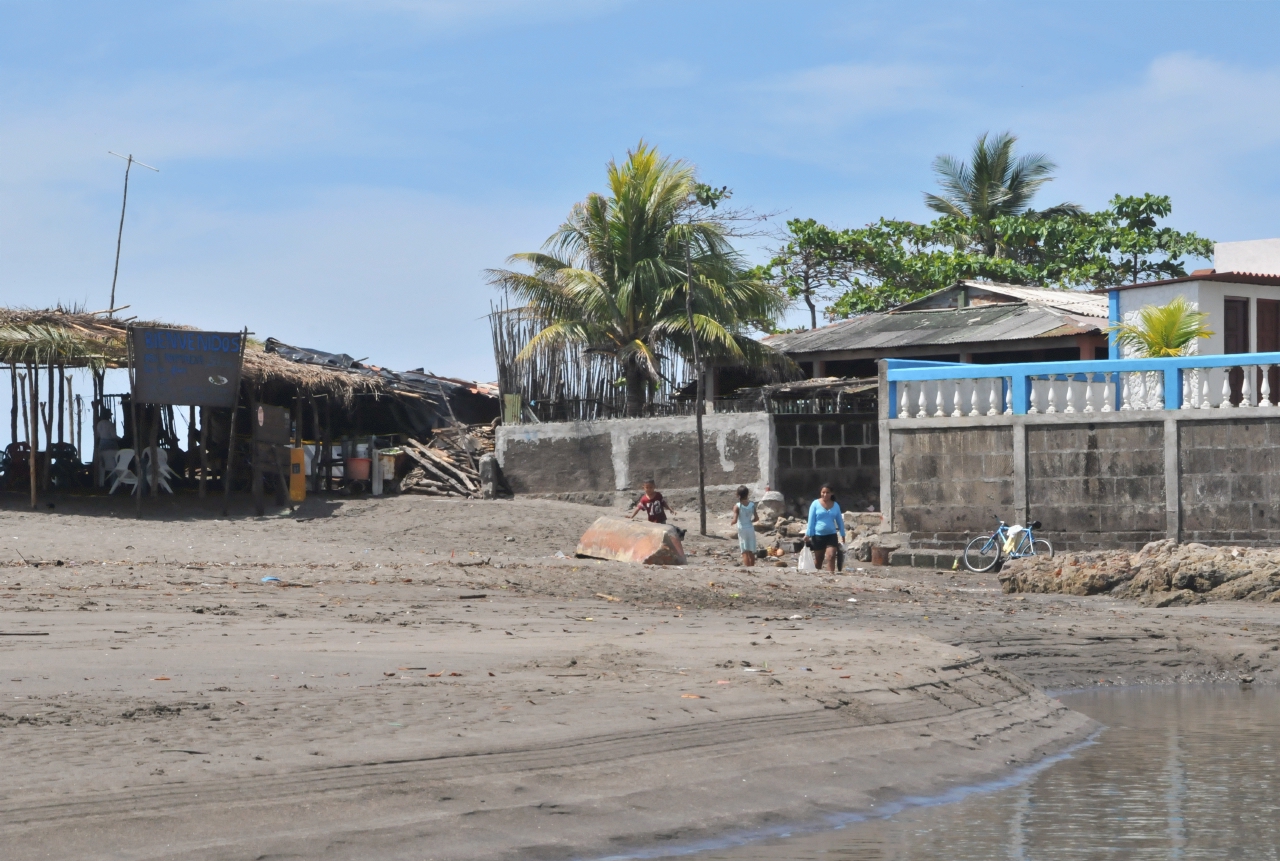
4,1,1280,382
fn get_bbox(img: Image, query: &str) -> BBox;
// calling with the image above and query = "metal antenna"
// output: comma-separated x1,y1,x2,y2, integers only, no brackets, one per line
107,152,159,317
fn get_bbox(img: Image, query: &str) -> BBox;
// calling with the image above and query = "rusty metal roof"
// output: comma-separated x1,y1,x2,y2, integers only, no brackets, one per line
763,302,1101,355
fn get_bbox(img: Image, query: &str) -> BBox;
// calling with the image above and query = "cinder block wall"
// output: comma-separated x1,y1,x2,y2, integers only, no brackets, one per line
773,414,879,515
891,427,1014,545
1181,419,1280,543
1026,424,1167,548
495,412,775,512
886,413,1280,551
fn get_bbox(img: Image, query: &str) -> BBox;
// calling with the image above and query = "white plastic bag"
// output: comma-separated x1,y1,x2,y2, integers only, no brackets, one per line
797,546,817,571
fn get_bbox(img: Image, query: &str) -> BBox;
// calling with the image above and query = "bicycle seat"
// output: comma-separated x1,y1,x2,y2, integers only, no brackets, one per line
1030,520,1042,530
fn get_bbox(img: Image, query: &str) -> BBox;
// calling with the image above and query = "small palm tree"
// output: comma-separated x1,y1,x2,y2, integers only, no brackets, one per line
1108,296,1213,357
488,142,787,416
924,131,1082,257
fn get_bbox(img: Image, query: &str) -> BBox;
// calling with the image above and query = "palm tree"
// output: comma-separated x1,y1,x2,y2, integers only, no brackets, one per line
1108,296,1213,358
924,131,1082,257
487,142,787,416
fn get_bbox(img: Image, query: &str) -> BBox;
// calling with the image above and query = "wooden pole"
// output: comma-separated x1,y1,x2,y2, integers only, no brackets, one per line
250,391,264,517
27,364,38,509
199,407,209,499
57,364,65,444
128,332,142,518
9,364,16,446
187,405,196,480
41,363,53,492
684,239,707,536
221,330,248,517
148,405,160,498
309,396,320,492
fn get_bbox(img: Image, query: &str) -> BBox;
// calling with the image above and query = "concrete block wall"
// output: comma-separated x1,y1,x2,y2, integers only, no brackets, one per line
773,414,879,515
495,412,775,511
1181,419,1280,543
1027,423,1167,549
885,411,1280,551
891,427,1013,545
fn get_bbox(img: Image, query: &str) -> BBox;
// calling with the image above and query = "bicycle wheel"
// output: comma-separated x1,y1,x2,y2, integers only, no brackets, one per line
963,535,1001,572
1032,538,1053,558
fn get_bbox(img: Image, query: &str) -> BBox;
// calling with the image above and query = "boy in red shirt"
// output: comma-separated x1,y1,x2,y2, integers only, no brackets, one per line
629,479,684,538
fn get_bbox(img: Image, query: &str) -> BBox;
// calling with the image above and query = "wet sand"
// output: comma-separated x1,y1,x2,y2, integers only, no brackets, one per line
1,493,1275,859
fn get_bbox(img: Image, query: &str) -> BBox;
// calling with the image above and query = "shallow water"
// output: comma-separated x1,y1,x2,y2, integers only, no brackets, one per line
665,685,1280,860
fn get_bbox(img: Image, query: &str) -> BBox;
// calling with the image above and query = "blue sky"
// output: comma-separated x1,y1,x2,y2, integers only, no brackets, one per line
4,1,1280,380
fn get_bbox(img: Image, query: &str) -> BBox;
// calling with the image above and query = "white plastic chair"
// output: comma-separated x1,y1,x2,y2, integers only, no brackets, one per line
140,448,177,494
107,449,138,494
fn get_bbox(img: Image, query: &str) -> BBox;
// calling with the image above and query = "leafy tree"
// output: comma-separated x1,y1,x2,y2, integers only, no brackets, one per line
487,142,787,416
760,219,862,329
924,131,1082,257
1108,296,1213,357
817,195,1212,320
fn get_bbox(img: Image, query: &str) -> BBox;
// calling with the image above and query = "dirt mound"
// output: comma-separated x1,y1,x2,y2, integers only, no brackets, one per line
998,539,1280,606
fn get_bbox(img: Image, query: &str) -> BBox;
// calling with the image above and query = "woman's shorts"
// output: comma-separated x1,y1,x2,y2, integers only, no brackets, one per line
738,527,757,552
809,532,840,560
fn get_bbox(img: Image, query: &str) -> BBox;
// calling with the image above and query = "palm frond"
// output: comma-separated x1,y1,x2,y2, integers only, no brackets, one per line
1107,296,1213,358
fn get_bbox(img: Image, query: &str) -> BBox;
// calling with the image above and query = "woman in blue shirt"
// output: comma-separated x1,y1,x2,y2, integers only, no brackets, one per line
806,484,845,572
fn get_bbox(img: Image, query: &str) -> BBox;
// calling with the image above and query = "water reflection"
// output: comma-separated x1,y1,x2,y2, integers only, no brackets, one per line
669,686,1280,860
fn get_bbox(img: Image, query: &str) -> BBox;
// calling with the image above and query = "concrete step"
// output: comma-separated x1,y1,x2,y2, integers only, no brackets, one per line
888,550,959,570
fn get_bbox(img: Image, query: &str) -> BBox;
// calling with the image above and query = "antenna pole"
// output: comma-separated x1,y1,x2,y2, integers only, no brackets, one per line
108,155,133,317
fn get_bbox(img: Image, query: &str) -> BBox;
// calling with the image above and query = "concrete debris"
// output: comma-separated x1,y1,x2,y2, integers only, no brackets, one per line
999,539,1280,605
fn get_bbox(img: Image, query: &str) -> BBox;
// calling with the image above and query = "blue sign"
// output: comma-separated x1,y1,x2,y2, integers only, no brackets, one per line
131,327,244,407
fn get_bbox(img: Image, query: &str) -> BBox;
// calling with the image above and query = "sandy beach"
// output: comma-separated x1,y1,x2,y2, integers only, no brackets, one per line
2,493,1276,860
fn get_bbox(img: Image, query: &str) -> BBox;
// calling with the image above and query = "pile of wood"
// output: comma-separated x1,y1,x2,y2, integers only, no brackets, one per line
397,424,493,498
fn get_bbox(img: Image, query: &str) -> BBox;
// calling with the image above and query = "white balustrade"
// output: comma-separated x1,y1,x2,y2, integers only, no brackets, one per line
968,381,980,417
1222,374,1233,408
1120,374,1132,410
988,381,1000,416
1200,373,1211,409
1264,367,1274,407
1182,370,1193,409
1101,373,1113,412
1083,373,1095,413
1003,381,1012,415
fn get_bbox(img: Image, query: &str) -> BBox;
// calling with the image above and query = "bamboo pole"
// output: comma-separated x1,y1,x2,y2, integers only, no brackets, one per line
9,364,17,446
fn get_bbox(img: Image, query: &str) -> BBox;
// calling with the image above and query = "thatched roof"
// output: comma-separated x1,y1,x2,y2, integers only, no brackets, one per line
0,307,389,405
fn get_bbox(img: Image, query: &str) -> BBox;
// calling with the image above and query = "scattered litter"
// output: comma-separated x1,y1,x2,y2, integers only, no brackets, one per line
680,694,704,699
261,576,280,583
160,749,207,755
554,551,567,558
427,672,443,677
788,614,804,620
458,594,487,600
595,593,621,602
716,680,731,684
0,632,48,636
847,598,858,603
151,676,171,681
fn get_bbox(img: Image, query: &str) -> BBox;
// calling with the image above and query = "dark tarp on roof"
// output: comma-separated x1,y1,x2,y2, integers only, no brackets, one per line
263,338,499,433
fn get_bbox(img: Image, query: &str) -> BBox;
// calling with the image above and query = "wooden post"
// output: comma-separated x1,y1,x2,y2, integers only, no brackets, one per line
250,391,264,516
41,363,53,492
309,396,320,492
27,364,37,510
199,407,209,498
323,395,333,492
9,364,17,446
57,364,65,444
221,329,248,517
128,333,143,518
148,405,161,498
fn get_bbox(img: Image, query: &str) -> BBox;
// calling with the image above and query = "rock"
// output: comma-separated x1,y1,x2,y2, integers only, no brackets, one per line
757,491,786,522
574,516,687,566
849,533,876,563
478,454,510,499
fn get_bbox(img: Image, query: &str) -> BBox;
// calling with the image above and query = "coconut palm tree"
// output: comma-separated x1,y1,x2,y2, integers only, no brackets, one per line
487,142,787,416
1108,296,1213,358
924,131,1082,257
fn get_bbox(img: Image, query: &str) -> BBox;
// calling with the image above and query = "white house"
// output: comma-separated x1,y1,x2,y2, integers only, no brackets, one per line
1107,240,1280,358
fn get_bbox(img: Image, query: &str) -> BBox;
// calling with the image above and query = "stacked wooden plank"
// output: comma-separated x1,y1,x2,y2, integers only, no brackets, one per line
397,426,489,498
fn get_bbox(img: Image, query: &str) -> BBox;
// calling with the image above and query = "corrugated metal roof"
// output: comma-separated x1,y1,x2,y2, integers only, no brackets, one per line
1102,271,1280,292
959,281,1108,317
763,303,1100,355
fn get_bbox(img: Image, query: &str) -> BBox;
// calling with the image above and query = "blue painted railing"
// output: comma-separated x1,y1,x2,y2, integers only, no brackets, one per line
885,353,1280,417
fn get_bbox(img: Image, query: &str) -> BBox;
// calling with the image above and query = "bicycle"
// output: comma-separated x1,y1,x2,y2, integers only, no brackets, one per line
963,516,1053,573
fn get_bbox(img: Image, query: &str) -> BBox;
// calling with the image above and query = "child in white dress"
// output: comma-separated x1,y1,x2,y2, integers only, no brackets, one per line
732,485,759,567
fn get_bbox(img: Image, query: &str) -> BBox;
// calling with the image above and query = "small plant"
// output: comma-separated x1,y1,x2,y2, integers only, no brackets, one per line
1107,296,1212,358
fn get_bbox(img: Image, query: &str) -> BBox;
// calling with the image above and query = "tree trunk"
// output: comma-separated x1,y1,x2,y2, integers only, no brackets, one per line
624,364,647,417
805,293,817,330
